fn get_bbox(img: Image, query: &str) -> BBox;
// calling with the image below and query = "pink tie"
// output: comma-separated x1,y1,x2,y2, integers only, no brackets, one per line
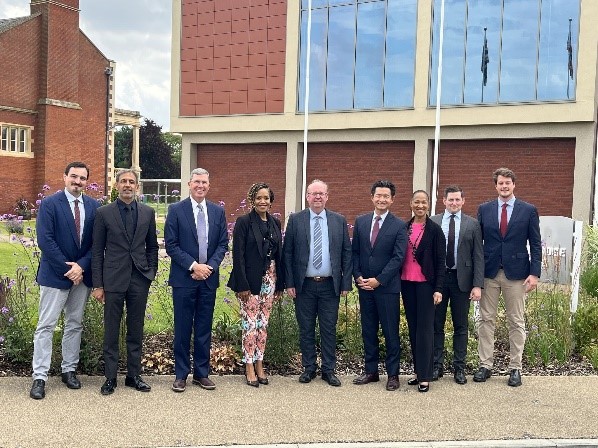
371,216,381,246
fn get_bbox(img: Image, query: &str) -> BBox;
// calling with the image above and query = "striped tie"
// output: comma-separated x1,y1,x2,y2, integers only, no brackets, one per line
313,216,322,269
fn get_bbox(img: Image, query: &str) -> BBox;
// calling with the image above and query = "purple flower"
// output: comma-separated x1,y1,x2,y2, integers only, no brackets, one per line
153,194,159,201
1,307,9,315
171,190,180,195
43,184,51,191
138,194,145,201
219,200,226,207
8,317,14,324
0,336,5,343
146,314,153,320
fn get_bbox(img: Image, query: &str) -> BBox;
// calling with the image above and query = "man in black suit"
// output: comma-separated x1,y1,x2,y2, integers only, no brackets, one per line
430,185,484,384
473,168,541,387
283,179,352,386
351,180,407,391
91,169,159,395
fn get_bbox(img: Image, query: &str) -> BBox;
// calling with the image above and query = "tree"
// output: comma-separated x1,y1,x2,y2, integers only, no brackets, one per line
163,132,182,171
114,126,132,168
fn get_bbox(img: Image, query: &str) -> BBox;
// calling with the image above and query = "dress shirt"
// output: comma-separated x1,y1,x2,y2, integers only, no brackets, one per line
189,197,209,270
64,188,85,241
441,210,461,268
116,198,138,231
497,196,516,225
370,210,389,242
306,209,332,277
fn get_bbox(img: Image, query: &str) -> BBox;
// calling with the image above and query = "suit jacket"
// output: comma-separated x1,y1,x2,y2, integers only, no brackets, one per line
165,197,228,290
352,212,407,294
431,212,484,292
36,191,99,289
477,198,541,280
227,209,284,294
282,208,352,297
91,201,159,292
406,216,446,293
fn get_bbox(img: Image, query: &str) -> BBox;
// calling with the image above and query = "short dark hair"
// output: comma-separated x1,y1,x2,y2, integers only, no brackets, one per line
371,180,396,197
64,161,89,178
247,182,274,206
444,185,463,198
493,167,516,184
411,189,429,200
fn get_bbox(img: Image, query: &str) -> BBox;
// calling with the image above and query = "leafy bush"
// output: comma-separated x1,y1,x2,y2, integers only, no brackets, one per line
572,302,598,351
580,265,598,299
1,214,24,234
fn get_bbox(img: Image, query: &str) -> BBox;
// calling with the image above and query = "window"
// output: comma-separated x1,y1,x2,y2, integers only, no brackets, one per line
0,124,32,155
298,0,417,112
429,0,580,106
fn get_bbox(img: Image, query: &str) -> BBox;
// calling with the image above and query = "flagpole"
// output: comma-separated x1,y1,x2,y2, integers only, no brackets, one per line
481,27,487,102
301,0,312,210
431,0,445,215
567,18,572,99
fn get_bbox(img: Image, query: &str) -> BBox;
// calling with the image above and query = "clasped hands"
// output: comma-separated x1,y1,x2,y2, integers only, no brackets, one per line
64,262,83,285
356,276,380,291
191,263,213,281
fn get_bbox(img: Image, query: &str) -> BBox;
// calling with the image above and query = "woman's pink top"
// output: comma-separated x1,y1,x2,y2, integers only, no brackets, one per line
401,222,426,282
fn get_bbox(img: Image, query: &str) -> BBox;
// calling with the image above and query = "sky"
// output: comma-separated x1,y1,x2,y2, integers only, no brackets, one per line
0,0,172,130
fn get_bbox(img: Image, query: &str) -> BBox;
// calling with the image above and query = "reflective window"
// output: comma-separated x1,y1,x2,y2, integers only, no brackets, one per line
298,0,417,112
430,0,580,105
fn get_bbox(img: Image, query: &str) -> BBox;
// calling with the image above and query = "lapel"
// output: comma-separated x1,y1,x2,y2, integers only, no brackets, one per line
300,209,311,247
58,192,79,248
183,198,198,244
132,202,145,246
373,212,392,250
206,200,216,244
325,209,337,252
109,202,129,243
490,200,500,235
82,196,94,238
249,211,265,258
457,213,468,249
506,199,521,236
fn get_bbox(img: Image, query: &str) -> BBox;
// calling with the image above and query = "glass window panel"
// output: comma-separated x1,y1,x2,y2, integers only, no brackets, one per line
463,0,501,103
1,127,7,151
325,4,355,110
302,0,328,9
19,129,27,153
499,0,540,102
354,1,385,109
10,128,17,152
430,0,467,106
331,0,355,4
385,0,417,108
298,9,328,112
537,0,579,100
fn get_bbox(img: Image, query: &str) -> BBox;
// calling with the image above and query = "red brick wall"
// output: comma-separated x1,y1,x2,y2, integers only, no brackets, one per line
195,143,287,224
180,0,287,116
436,138,575,218
306,142,416,228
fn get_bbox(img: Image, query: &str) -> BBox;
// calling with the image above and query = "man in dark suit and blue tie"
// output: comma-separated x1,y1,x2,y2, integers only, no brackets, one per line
473,168,541,387
30,162,99,400
91,169,159,395
351,180,407,391
283,179,352,387
431,185,484,385
165,168,228,392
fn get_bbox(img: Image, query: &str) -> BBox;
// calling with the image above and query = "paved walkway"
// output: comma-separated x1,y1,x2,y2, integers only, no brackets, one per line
1,374,597,448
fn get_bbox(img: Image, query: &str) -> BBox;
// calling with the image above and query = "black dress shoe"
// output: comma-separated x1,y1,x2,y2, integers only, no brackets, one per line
298,370,317,383
125,375,151,392
352,372,380,385
508,369,522,387
245,375,259,388
454,369,467,385
407,377,419,386
192,376,216,390
386,375,400,391
473,366,492,382
30,379,46,400
418,383,430,393
257,376,269,385
431,367,443,381
322,372,341,387
101,378,117,395
61,371,81,389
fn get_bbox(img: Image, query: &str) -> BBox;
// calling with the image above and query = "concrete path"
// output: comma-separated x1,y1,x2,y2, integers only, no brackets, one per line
1,375,597,448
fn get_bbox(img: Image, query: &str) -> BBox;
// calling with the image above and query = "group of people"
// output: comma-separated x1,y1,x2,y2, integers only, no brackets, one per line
28,162,541,399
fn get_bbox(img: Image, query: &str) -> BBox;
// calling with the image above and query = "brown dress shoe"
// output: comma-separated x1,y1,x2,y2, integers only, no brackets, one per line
386,375,400,391
192,376,216,390
172,378,186,392
353,372,380,385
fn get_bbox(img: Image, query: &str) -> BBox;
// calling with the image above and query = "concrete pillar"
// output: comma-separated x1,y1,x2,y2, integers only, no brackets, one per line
131,124,141,177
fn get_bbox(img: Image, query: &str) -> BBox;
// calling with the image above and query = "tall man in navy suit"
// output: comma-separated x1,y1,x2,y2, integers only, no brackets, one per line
91,169,159,395
30,162,100,400
351,180,407,391
165,168,228,392
473,168,541,387
283,179,352,387
431,185,484,385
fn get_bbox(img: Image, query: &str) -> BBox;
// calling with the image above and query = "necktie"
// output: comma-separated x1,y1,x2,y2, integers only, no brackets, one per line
371,216,381,246
446,214,455,268
124,204,134,240
313,216,322,269
74,199,81,246
500,203,508,237
197,204,208,263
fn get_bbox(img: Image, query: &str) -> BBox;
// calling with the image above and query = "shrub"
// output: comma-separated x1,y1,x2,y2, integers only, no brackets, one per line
580,265,598,299
1,214,24,235
572,302,598,352
264,297,300,367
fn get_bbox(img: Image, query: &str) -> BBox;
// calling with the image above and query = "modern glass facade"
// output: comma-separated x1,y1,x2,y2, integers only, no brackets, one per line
298,0,418,112
429,0,580,106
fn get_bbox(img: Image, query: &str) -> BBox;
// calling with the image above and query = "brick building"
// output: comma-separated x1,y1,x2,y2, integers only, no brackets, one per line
170,0,598,226
0,0,114,214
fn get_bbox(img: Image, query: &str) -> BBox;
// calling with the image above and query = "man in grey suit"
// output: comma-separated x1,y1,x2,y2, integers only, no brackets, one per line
91,169,159,395
283,179,352,387
431,185,484,384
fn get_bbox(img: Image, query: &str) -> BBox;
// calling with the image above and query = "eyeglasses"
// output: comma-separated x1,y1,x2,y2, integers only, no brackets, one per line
307,192,328,197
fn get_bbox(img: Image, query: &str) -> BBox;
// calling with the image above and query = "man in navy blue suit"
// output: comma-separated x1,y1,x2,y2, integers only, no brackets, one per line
473,168,541,387
30,162,99,399
351,180,407,391
165,168,228,392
